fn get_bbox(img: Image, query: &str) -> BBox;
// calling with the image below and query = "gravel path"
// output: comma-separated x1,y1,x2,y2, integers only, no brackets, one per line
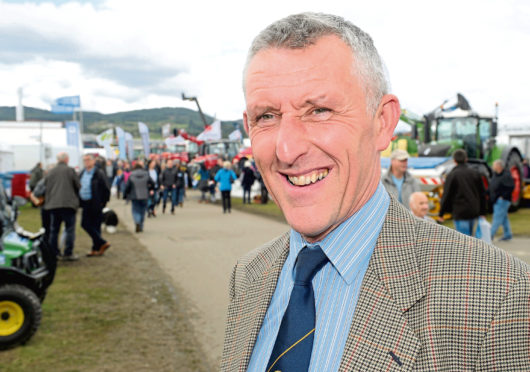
109,191,288,367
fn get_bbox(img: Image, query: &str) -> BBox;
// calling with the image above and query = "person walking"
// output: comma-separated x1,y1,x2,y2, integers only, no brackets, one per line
104,158,116,187
489,159,515,241
79,154,111,257
240,161,256,204
43,152,80,260
175,160,186,208
124,161,154,232
214,161,237,213
29,162,43,192
209,159,222,203
382,149,420,209
146,159,160,217
438,149,487,236
160,159,177,214
197,162,210,203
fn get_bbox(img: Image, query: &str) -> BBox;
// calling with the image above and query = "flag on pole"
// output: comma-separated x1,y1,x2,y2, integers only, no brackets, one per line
162,123,171,138
197,120,221,141
125,132,134,160
96,128,115,159
51,96,81,114
228,128,242,141
96,128,113,146
116,127,127,160
138,122,150,158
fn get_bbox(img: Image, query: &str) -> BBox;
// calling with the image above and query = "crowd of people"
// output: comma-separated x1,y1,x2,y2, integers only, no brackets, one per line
27,152,266,259
382,147,518,243
28,143,522,264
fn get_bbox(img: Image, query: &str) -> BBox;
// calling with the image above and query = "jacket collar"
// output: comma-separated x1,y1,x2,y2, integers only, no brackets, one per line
245,196,425,308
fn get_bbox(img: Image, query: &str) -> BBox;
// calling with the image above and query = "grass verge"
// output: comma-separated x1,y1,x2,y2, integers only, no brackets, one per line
227,196,286,223
1,204,211,372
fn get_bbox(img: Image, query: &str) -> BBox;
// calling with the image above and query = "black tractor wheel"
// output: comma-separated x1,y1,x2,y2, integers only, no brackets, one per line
0,284,42,350
507,151,524,211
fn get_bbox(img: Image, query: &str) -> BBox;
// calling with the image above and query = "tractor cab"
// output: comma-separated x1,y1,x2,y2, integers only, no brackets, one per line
425,109,498,162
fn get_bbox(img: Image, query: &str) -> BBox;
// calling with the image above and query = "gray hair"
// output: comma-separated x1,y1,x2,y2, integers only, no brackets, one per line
243,12,389,116
493,159,505,169
56,152,69,163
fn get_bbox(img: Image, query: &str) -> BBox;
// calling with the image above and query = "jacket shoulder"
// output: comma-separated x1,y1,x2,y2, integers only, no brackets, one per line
230,232,289,299
415,219,529,280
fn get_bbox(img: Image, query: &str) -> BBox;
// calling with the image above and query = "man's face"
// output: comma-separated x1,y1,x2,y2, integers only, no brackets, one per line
391,158,408,176
410,193,429,218
83,156,95,170
167,160,173,168
244,35,398,241
493,163,503,174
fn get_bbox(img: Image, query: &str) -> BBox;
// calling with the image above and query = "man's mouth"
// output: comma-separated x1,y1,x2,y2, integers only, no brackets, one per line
286,169,329,186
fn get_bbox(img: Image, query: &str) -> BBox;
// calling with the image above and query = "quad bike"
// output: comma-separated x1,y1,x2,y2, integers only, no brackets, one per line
0,185,53,350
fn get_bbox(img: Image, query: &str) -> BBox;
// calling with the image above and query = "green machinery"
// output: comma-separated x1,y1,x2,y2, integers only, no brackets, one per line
0,183,52,349
384,93,527,210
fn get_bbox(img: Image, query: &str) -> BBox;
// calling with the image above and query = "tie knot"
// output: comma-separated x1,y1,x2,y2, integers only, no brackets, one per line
294,246,328,285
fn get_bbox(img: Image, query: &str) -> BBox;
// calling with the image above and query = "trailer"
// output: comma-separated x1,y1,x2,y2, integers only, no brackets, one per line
0,121,81,171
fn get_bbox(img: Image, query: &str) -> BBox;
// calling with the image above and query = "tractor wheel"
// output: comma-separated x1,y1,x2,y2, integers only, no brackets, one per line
507,151,524,211
0,284,42,350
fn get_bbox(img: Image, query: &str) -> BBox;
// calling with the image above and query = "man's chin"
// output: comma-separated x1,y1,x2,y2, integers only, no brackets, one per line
284,212,331,243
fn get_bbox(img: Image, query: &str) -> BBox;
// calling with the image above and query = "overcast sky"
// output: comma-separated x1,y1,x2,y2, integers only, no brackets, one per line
1,0,529,127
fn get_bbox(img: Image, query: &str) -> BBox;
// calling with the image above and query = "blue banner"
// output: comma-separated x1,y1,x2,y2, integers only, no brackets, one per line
138,122,150,158
116,127,127,160
51,95,81,114
65,121,81,149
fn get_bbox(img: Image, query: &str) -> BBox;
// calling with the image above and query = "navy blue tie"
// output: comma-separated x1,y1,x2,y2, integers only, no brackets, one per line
266,246,328,372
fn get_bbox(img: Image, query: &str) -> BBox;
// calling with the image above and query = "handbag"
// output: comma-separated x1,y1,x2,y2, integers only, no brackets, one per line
198,178,209,191
476,216,492,244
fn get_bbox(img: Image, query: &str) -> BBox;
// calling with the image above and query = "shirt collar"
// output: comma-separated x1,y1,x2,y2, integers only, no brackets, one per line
289,183,390,285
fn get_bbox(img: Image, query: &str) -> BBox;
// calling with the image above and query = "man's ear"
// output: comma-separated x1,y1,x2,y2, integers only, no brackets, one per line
374,94,400,151
243,111,250,135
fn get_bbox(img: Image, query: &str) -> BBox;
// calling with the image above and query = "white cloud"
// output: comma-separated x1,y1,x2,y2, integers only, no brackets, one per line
0,0,529,125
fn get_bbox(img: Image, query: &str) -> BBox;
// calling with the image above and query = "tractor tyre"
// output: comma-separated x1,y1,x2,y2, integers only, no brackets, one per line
0,284,42,350
507,151,524,211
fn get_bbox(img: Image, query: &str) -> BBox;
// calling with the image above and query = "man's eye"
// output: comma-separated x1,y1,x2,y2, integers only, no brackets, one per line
314,108,331,114
252,113,279,127
303,107,333,122
258,113,275,121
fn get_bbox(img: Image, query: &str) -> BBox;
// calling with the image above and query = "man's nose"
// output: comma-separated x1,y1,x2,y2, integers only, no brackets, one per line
275,114,309,165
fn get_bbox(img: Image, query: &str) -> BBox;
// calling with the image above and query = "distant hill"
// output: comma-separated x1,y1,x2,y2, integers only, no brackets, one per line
0,106,244,138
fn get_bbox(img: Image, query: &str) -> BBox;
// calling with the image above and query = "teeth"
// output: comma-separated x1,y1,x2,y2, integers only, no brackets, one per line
288,169,329,186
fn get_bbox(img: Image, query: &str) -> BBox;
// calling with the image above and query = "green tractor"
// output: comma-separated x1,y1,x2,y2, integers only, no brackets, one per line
385,94,526,211
416,94,525,209
0,183,53,349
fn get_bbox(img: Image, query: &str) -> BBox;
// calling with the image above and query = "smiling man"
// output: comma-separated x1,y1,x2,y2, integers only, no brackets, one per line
221,13,530,371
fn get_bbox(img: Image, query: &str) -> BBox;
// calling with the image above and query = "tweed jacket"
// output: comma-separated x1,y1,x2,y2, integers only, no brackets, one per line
221,197,530,371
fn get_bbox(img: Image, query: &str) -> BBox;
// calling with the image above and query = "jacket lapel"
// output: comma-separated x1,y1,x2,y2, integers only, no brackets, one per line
226,233,290,371
339,197,425,371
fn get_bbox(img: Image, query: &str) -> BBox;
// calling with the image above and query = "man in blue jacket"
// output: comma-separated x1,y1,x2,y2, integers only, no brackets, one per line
79,154,111,257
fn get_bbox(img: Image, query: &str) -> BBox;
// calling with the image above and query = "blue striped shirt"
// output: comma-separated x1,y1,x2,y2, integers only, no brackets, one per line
79,168,95,201
247,183,390,372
